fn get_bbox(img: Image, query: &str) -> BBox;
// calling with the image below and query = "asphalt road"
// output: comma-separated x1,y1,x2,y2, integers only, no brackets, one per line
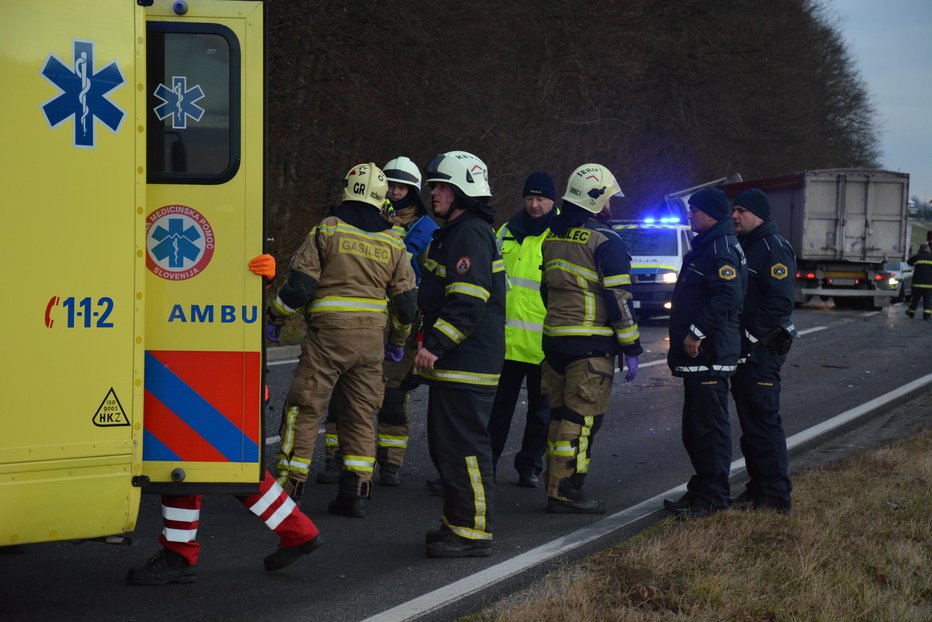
2,302,931,622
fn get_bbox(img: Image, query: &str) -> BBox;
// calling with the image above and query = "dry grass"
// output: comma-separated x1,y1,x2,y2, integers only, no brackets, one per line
473,428,932,622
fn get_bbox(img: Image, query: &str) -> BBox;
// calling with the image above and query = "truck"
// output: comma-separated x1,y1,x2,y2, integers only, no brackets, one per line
719,169,911,310
1,0,267,548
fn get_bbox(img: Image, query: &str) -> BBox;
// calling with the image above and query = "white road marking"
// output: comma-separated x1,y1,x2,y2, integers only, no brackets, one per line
362,371,932,622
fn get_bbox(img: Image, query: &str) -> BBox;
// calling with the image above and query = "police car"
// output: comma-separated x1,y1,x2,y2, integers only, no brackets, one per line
613,218,693,318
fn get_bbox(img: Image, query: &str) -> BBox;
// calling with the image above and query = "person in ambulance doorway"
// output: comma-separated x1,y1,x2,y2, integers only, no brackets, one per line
729,189,796,514
125,257,321,585
905,242,932,320
317,156,439,487
487,171,557,489
269,162,418,518
539,163,641,515
414,150,506,558
663,188,747,520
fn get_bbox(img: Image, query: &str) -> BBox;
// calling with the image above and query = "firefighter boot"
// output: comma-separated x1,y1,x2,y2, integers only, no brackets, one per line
425,532,492,558
316,421,342,483
328,471,370,518
126,548,196,585
377,447,401,486
547,473,605,514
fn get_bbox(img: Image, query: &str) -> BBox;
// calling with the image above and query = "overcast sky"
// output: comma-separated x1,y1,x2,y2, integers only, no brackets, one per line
825,0,932,202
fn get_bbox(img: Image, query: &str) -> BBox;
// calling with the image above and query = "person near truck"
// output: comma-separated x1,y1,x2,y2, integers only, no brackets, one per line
729,188,796,513
317,156,438,487
539,163,641,515
270,162,417,517
125,255,324,585
413,150,505,558
487,171,557,488
905,242,932,320
663,188,747,520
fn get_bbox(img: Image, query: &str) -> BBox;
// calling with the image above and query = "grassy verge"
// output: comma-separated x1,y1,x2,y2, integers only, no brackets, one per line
474,428,932,621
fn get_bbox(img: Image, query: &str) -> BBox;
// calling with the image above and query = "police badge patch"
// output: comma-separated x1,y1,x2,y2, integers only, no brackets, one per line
718,264,737,280
455,256,472,275
770,263,789,279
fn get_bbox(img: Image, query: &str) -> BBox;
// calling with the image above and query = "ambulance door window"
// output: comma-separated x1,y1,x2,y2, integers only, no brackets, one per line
146,23,241,184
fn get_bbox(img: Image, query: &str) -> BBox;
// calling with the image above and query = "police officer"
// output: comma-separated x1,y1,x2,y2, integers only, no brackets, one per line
540,163,641,514
663,187,746,520
414,150,505,558
730,188,796,513
906,242,932,320
317,156,438,487
271,162,417,517
487,171,557,488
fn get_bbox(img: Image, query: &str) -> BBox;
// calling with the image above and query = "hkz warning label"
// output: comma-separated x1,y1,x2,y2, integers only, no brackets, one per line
93,388,130,427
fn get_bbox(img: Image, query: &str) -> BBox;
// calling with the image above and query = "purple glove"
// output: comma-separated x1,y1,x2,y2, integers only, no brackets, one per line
623,354,639,382
384,343,404,363
266,323,282,344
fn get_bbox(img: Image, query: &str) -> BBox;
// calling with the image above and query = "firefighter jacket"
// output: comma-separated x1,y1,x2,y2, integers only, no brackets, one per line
392,212,438,284
540,205,642,359
738,220,797,355
667,218,747,377
416,210,506,392
907,249,932,288
272,202,417,345
496,208,554,365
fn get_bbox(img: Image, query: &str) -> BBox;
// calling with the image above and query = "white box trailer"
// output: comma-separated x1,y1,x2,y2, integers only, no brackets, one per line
721,169,910,309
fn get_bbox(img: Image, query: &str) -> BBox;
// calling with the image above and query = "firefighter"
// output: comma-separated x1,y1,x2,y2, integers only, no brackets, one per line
729,189,796,513
414,150,505,558
540,163,641,514
318,157,438,486
125,257,322,585
487,171,557,488
906,242,932,320
663,188,747,520
271,162,417,517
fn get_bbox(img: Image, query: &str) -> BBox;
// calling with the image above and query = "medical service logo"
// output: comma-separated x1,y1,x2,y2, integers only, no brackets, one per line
146,205,216,281
153,76,205,129
41,40,125,148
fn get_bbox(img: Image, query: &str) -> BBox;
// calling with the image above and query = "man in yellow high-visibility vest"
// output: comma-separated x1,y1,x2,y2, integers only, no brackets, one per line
487,172,556,488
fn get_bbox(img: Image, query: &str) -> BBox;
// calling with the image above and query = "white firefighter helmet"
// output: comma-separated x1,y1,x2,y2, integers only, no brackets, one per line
342,162,389,210
424,150,491,199
383,156,422,191
561,163,623,214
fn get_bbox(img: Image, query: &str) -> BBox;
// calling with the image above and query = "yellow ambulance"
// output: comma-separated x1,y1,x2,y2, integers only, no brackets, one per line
0,0,266,546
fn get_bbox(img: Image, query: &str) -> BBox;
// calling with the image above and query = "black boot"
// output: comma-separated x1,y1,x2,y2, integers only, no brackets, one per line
316,455,342,484
264,534,323,572
328,471,370,518
425,532,492,558
547,497,605,514
379,463,401,486
126,548,196,585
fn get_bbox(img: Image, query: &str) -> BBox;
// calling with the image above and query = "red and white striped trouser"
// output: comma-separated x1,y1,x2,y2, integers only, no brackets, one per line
159,470,319,566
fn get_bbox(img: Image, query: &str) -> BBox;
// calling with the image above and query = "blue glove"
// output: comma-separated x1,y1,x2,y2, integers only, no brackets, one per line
623,354,639,382
266,323,282,344
384,343,404,363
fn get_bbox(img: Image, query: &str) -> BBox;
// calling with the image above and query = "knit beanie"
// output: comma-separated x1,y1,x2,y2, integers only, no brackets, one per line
733,188,771,221
688,188,730,221
522,171,556,201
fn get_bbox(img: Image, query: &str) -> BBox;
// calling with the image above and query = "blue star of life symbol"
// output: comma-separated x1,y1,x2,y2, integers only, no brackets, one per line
153,76,205,129
41,40,125,148
151,217,203,268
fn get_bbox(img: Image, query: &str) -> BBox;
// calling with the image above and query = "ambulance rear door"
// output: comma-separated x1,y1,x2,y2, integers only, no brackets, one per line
141,1,265,493
0,0,146,545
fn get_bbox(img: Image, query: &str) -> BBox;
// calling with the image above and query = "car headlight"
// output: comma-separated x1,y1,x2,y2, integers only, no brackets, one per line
888,277,898,286
660,271,678,284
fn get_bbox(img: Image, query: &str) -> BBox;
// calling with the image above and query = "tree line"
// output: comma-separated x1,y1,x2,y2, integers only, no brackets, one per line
264,0,879,255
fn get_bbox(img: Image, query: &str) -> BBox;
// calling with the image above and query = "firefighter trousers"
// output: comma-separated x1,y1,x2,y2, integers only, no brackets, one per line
159,470,320,566
278,326,384,486
426,385,495,542
540,353,613,502
731,350,792,505
681,375,732,509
